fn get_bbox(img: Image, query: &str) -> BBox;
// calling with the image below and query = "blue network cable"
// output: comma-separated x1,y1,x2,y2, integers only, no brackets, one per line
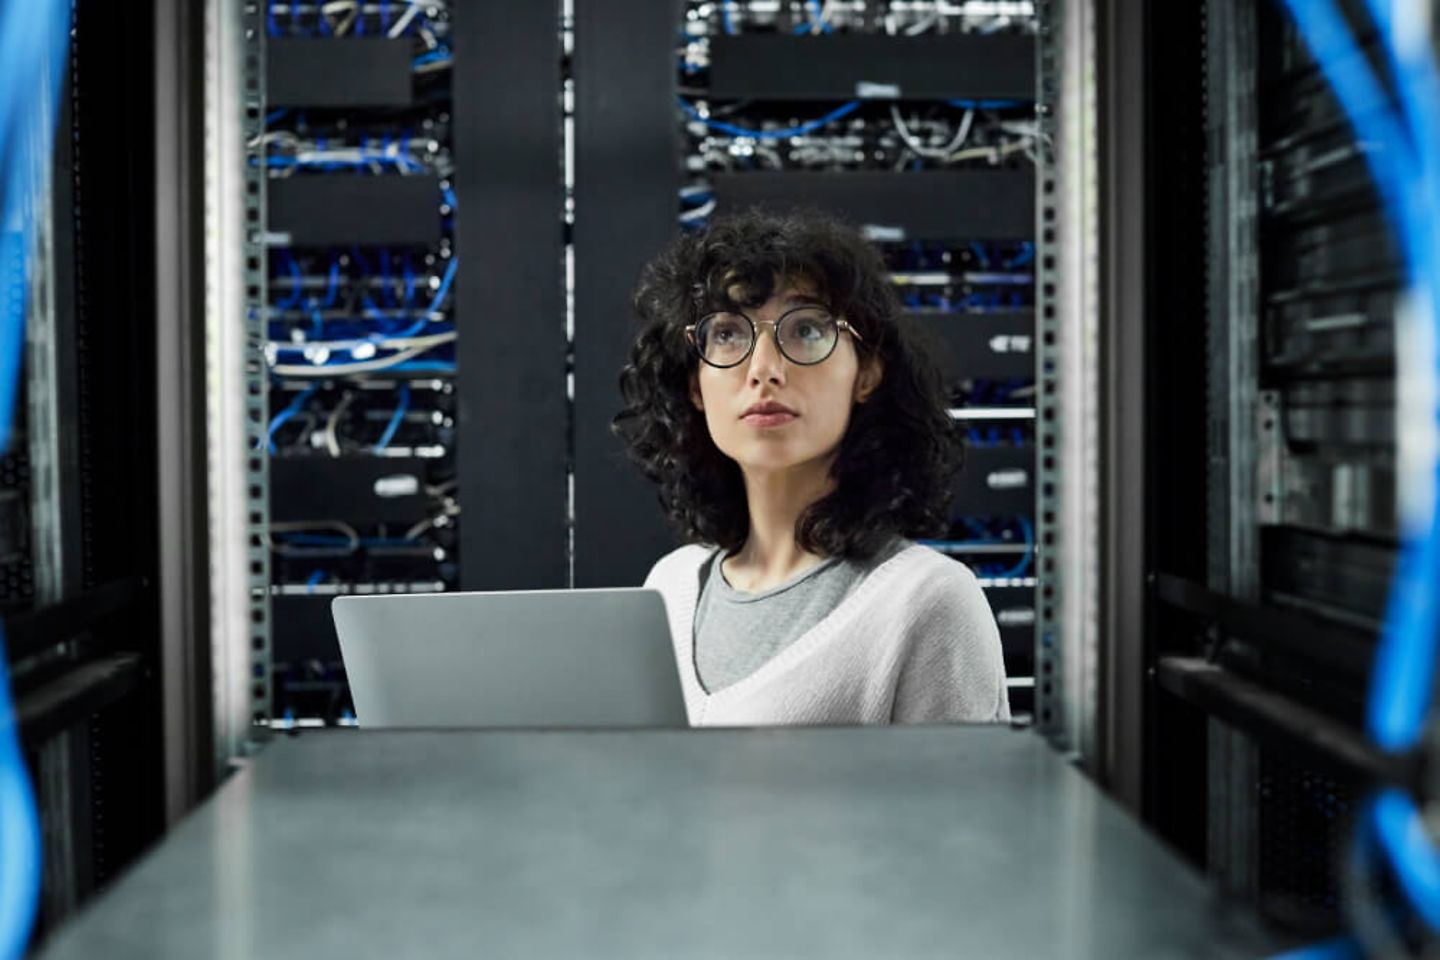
948,98,1029,110
720,1,737,35
278,533,420,549
678,97,861,139
413,47,452,70
402,256,417,307
427,254,459,315
262,149,424,175
1004,242,1035,269
373,384,410,451
808,0,828,31
276,254,304,310
264,385,318,454
993,516,1034,580
322,259,341,308
793,0,832,34
362,255,457,338
0,1,74,954
279,255,458,368
0,624,39,960
392,360,456,373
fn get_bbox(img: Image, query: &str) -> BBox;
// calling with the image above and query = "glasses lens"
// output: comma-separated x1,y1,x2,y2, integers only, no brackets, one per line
777,308,838,364
697,313,753,366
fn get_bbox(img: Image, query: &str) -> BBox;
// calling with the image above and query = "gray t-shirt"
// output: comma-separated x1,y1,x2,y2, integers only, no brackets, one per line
694,537,910,693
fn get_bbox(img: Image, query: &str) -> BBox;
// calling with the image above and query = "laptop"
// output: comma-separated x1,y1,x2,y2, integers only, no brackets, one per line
331,589,687,728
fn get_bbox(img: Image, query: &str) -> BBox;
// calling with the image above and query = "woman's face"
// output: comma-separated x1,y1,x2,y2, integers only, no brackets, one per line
689,280,883,479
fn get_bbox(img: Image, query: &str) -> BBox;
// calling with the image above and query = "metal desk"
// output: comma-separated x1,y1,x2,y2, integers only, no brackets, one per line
39,726,1274,959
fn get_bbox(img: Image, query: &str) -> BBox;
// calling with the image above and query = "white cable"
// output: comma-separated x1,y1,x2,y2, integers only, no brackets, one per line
890,105,973,158
954,108,976,148
889,104,940,156
404,500,459,540
268,331,456,354
323,392,355,456
816,0,835,31
679,198,717,221
904,10,941,33
263,140,427,170
272,339,455,379
387,0,424,37
247,130,300,150
321,1,358,35
944,138,1031,164
753,145,785,169
404,517,435,540
293,148,365,164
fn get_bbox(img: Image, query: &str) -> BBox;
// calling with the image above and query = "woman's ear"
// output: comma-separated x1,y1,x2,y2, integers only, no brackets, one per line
854,356,884,404
689,372,705,412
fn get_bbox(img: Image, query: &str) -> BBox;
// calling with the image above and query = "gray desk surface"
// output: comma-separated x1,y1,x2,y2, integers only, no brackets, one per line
39,726,1275,959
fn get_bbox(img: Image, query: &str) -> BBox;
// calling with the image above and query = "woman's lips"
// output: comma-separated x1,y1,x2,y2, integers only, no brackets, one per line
742,412,798,427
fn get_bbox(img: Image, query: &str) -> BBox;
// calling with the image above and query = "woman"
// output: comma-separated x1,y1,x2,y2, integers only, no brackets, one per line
613,209,1009,726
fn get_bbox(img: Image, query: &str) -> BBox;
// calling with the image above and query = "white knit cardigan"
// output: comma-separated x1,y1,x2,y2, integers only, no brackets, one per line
643,542,1011,727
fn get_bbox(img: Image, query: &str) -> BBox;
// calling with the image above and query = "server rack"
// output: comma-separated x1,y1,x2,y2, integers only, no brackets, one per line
573,0,1044,715
1135,0,1419,937
245,4,568,730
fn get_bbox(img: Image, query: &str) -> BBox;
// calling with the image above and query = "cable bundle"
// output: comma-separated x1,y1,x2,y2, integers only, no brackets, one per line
0,1,73,956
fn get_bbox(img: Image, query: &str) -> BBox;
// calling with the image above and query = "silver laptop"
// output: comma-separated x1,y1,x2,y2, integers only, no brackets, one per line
331,589,687,728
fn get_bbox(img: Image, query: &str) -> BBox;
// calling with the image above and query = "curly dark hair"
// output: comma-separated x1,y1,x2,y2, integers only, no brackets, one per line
612,208,962,561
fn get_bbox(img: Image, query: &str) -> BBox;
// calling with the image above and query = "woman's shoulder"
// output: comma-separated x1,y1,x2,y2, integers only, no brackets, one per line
865,541,991,609
642,542,717,588
874,539,978,582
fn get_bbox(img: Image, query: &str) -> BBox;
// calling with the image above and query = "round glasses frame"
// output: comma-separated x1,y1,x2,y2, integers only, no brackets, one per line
684,306,865,369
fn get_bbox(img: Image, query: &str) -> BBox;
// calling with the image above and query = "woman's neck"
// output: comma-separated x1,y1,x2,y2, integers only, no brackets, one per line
724,462,835,592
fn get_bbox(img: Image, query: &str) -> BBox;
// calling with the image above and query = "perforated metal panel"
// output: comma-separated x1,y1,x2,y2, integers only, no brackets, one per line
1033,0,1061,736
0,450,35,609
1256,749,1357,931
204,0,271,759
1035,0,1101,756
241,0,271,736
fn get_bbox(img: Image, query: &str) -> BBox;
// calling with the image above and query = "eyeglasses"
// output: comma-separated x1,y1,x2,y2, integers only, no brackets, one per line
685,306,864,368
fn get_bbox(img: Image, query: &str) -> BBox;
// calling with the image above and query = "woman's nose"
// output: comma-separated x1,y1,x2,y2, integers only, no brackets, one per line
747,321,786,383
